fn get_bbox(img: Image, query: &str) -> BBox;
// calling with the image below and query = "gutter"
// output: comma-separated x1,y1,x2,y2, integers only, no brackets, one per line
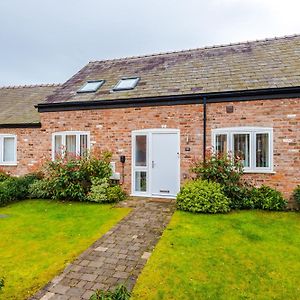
36,86,300,112
0,123,41,129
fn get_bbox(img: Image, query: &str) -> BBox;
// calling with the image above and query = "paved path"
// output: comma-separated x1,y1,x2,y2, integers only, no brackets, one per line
31,198,175,300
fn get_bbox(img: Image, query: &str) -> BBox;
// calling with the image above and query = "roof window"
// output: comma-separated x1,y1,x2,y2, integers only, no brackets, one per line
113,77,140,91
77,80,105,93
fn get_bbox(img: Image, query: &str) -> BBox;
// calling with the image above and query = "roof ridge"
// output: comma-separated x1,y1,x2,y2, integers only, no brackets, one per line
0,83,61,90
89,33,300,64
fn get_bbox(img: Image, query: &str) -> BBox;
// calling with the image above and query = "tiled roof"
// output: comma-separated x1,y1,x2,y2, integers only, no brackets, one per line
45,34,300,104
0,84,60,125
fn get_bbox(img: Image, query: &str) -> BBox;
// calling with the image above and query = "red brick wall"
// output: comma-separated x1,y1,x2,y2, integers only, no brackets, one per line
38,104,203,193
0,127,47,175
207,98,300,205
0,98,299,205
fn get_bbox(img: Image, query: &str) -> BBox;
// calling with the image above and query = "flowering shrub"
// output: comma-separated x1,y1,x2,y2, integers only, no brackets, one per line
191,152,286,210
192,152,249,208
29,150,126,203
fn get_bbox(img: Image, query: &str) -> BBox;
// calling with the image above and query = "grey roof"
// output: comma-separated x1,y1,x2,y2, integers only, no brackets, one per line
45,34,300,104
0,84,60,125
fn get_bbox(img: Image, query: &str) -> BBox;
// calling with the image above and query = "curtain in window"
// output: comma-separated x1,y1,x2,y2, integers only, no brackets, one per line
256,133,269,167
80,135,88,157
215,134,227,155
233,134,250,167
66,135,76,156
54,135,62,158
3,137,15,162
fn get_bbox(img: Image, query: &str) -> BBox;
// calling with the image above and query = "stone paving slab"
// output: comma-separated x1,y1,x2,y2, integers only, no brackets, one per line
30,197,175,300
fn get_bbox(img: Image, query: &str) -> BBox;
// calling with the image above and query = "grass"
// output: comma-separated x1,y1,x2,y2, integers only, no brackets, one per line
132,210,300,300
0,199,130,300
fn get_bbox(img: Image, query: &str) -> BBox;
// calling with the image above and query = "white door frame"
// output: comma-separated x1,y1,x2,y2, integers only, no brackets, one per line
131,128,180,198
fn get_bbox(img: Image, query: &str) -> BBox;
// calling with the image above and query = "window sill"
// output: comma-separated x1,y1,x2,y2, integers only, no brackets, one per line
243,170,275,174
0,163,17,166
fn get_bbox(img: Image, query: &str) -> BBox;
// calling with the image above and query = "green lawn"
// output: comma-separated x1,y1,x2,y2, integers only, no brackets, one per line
0,200,129,300
132,210,300,300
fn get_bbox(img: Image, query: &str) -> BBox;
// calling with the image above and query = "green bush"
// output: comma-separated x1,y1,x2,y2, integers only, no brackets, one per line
293,186,300,205
176,179,231,213
192,153,249,208
0,174,38,206
248,186,287,211
90,284,131,300
87,177,127,203
29,179,54,199
0,169,10,182
36,152,113,201
0,278,4,292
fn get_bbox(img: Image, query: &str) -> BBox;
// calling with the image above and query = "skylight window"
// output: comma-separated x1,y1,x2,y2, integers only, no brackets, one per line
113,77,140,91
77,80,105,93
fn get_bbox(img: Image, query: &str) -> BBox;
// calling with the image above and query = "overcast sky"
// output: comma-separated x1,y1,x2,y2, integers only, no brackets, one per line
1,0,300,86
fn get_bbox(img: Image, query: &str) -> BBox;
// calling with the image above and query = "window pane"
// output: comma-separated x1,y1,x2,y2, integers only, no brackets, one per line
135,171,147,192
135,135,147,166
215,134,227,155
54,135,62,158
78,81,104,93
256,133,269,167
233,134,250,167
66,135,76,156
80,135,88,157
114,78,139,90
3,137,15,162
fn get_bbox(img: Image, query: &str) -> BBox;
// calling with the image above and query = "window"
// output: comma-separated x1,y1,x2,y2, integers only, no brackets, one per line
212,127,273,172
77,80,105,93
113,77,140,91
52,131,90,159
0,135,17,165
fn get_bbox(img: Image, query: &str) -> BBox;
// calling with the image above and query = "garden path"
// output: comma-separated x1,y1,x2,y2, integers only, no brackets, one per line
31,197,175,300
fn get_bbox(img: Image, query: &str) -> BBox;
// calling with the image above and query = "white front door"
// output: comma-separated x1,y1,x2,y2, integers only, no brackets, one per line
132,129,180,198
151,132,179,197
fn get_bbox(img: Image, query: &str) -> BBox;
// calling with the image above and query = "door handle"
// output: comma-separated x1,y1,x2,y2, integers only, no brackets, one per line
152,161,155,168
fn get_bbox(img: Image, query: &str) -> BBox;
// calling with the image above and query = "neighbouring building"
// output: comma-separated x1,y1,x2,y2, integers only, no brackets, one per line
1,35,299,205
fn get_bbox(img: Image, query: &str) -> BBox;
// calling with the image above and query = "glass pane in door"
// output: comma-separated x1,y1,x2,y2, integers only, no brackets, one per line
135,135,147,166
135,171,147,192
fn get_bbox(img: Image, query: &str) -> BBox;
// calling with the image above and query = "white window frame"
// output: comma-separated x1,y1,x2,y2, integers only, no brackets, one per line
52,131,90,160
0,134,17,166
212,127,273,173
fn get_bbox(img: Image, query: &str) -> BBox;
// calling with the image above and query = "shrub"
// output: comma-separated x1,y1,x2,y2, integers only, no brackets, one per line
87,177,127,203
35,151,113,201
90,284,131,300
29,179,54,199
293,186,300,205
0,278,4,292
248,186,287,211
192,153,249,208
176,179,231,213
0,169,10,182
106,185,127,203
0,174,38,206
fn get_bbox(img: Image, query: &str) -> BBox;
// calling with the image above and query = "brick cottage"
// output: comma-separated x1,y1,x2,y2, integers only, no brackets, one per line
0,35,299,205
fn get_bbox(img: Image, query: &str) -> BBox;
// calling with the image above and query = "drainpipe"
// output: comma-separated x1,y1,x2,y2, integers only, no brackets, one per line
203,96,207,163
